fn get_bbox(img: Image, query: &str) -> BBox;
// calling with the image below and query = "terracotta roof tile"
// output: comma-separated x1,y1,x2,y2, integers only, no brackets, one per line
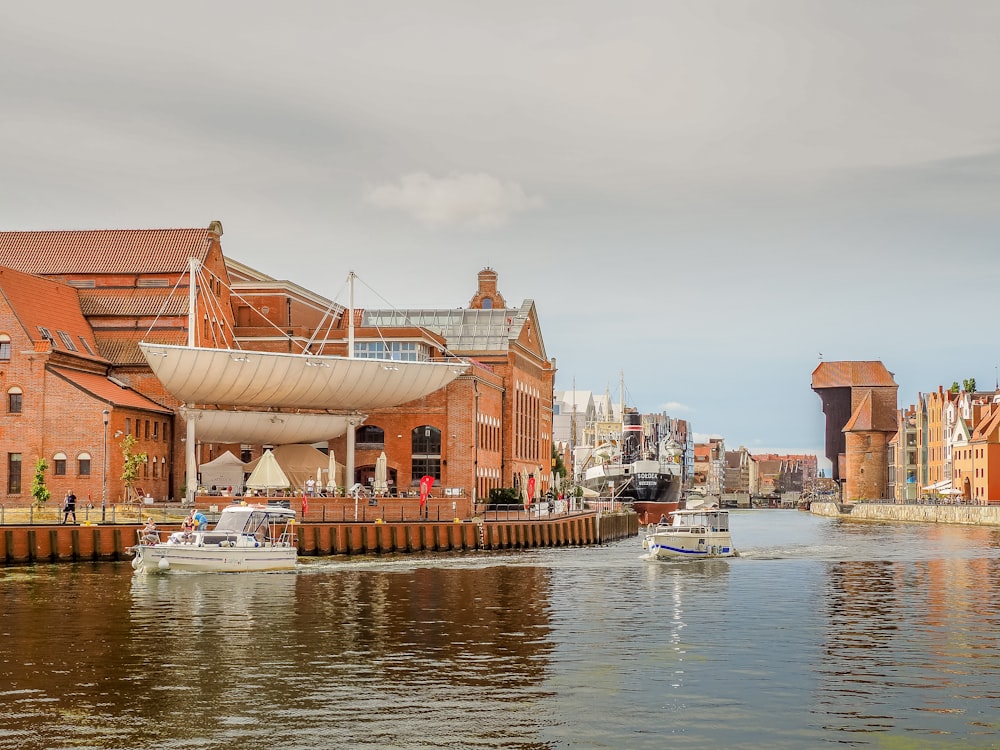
0,227,216,275
0,266,105,362
48,367,171,412
78,289,189,318
843,391,874,431
96,331,186,366
811,361,897,390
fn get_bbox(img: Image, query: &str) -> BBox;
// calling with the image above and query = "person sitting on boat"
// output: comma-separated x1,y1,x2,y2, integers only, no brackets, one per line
659,514,668,524
179,514,195,542
140,518,159,545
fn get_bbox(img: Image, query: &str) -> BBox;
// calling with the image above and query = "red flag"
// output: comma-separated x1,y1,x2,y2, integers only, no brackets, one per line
527,476,535,506
419,475,434,508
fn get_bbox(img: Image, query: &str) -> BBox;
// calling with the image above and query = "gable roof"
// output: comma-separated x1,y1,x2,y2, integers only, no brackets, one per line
48,367,171,412
0,266,104,362
0,225,219,275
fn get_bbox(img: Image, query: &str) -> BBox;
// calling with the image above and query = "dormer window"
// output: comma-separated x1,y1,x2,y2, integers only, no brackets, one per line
57,331,77,351
37,326,56,347
482,297,493,309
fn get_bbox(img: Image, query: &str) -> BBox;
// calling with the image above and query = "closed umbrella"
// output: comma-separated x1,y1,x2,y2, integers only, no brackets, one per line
374,451,389,496
326,449,337,494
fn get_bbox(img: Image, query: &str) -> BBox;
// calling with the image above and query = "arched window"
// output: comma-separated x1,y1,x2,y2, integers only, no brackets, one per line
411,425,441,482
482,297,493,309
53,452,67,476
0,334,10,361
78,452,92,477
356,425,385,448
7,386,22,414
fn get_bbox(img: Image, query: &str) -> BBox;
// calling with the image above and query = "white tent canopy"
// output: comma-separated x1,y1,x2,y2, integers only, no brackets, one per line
198,450,246,491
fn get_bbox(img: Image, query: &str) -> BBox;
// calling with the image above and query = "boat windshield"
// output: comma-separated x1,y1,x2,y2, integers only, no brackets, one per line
214,509,282,533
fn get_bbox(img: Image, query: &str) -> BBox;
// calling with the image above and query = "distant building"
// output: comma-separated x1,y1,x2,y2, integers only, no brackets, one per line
811,361,898,500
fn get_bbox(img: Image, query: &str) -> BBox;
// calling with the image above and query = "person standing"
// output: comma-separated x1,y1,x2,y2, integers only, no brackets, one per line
61,490,77,524
191,508,208,531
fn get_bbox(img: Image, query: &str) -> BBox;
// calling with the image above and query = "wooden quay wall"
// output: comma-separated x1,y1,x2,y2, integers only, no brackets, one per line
0,511,639,566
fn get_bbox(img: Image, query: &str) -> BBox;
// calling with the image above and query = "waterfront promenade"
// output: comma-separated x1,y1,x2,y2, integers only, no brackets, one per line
811,499,1000,525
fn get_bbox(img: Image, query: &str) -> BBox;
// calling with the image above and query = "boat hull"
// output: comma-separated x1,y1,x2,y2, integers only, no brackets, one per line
632,500,681,525
642,529,736,560
131,540,297,573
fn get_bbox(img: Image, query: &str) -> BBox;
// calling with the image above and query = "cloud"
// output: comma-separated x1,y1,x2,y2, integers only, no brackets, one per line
365,172,543,228
661,401,692,413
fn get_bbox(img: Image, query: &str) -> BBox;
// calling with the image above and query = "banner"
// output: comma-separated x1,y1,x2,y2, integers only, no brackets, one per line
419,475,435,508
526,476,535,506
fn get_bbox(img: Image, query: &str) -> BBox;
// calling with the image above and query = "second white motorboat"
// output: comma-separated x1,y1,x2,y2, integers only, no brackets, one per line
130,503,298,573
642,508,737,560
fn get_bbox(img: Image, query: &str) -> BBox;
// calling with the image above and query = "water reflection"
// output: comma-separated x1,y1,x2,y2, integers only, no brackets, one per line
6,515,1000,748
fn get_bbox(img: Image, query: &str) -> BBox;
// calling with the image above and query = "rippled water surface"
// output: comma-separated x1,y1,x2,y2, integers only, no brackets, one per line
3,511,1000,749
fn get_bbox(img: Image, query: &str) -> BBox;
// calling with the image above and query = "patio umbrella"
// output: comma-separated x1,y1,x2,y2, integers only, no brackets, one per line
245,449,290,497
326,449,337,493
374,451,389,496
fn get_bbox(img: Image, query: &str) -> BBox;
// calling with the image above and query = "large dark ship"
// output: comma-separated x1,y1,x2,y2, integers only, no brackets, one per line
579,408,683,524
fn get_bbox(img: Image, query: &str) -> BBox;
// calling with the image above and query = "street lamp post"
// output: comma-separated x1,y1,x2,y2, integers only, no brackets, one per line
102,408,110,523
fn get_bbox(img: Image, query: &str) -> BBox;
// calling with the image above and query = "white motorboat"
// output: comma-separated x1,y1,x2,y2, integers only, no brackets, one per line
130,504,298,573
642,508,737,560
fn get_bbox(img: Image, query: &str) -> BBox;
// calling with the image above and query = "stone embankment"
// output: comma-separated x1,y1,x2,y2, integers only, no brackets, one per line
0,511,639,566
811,501,1000,526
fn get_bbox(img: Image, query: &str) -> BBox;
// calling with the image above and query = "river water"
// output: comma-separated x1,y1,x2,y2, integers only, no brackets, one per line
2,511,1000,749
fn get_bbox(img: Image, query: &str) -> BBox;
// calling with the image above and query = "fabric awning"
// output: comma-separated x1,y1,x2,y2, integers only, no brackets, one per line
181,408,352,444
921,480,952,492
140,343,467,410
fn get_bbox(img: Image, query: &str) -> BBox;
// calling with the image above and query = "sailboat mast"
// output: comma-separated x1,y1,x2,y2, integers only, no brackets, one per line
185,257,199,505
346,270,357,496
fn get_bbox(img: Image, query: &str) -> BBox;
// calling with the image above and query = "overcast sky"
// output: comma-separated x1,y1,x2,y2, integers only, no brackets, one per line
4,1,1000,468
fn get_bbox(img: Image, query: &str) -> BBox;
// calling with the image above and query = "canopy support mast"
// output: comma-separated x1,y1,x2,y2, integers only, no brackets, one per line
185,257,199,505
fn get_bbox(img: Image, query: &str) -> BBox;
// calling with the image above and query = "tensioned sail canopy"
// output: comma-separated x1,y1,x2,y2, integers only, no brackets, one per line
181,408,352,444
140,343,467,410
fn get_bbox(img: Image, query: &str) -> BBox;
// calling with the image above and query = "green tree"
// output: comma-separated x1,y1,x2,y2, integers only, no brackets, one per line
551,444,567,480
120,434,148,497
964,377,977,392
950,381,960,394
31,458,51,508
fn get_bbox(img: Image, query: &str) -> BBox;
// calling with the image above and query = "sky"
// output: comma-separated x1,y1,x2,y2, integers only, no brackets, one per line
4,1,1000,470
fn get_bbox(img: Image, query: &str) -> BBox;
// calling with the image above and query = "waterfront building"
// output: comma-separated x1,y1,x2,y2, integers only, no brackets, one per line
0,224,555,505
812,360,898,500
887,406,918,502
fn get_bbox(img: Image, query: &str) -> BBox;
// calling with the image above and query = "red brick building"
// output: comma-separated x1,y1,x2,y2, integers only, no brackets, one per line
0,224,555,507
812,360,898,500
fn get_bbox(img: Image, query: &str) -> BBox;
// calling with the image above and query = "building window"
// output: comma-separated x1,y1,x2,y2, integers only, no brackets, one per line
78,452,92,477
0,334,10,361
354,341,424,361
241,444,253,463
145,420,150,439
7,387,22,414
356,425,385,449
411,425,441,482
125,418,131,436
7,453,21,494
57,331,78,351
53,452,67,476
153,422,159,440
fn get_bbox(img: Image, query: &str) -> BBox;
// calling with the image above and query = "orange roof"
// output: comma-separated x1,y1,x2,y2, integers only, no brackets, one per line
843,391,872,431
48,367,170,413
0,226,217,275
811,361,897,390
0,266,104,361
